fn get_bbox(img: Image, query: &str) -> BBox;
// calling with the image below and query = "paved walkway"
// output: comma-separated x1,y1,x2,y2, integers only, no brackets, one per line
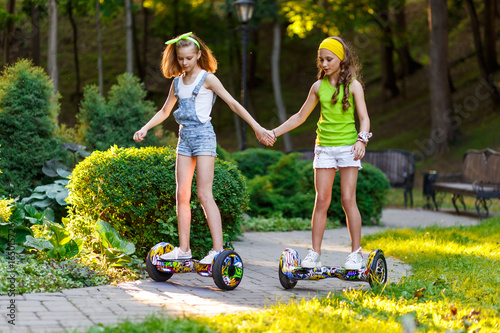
0,208,480,333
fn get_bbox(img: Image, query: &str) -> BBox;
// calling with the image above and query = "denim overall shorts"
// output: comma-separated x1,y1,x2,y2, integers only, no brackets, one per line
173,72,217,157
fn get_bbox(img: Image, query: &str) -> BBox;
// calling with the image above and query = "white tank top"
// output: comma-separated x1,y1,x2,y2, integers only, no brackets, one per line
177,70,214,123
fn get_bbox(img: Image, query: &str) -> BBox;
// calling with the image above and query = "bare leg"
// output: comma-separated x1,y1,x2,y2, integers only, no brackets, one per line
176,155,196,252
311,168,336,255
339,167,361,251
196,156,223,252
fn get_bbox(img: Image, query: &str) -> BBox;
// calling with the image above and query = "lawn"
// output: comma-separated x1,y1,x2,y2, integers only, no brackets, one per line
79,216,500,333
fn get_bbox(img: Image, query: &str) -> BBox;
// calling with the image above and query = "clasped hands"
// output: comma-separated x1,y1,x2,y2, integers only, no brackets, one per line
256,128,276,146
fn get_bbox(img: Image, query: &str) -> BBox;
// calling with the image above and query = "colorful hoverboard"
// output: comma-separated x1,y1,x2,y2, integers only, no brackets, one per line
278,248,387,289
146,242,244,290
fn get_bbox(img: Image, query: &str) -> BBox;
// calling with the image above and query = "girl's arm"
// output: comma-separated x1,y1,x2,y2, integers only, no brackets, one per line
133,82,178,142
204,74,275,145
351,79,370,160
351,80,370,133
273,81,320,137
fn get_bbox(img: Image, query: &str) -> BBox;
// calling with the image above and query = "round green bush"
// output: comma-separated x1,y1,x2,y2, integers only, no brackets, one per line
246,153,390,225
66,146,248,258
230,148,285,179
0,59,66,197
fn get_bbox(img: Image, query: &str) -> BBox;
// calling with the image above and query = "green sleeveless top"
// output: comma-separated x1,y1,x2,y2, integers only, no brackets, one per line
315,78,357,146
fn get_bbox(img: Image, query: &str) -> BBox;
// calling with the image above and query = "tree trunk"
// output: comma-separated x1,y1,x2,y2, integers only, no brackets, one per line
394,3,422,77
428,0,454,155
95,0,103,96
48,0,59,92
67,1,81,98
464,0,500,104
132,5,144,79
271,21,293,152
3,0,16,67
141,1,149,81
378,8,399,100
483,0,498,72
31,1,40,66
125,0,133,73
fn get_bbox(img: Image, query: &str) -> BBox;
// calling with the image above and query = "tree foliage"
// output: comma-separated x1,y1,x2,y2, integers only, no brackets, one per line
77,73,159,151
0,59,66,197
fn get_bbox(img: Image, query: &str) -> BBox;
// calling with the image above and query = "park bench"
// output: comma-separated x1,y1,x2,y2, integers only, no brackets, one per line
430,148,500,219
293,148,416,208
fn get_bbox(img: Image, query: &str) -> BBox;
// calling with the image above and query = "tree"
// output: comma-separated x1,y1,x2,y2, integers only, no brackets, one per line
95,0,103,95
428,0,455,155
125,0,133,73
271,1,292,152
47,0,58,92
2,0,16,67
463,0,500,104
483,0,498,73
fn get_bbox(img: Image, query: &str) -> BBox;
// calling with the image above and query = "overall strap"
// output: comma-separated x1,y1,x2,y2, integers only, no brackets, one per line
191,71,210,100
173,76,180,98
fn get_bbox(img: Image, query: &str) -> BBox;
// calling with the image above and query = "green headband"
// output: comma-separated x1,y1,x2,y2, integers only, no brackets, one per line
165,32,200,49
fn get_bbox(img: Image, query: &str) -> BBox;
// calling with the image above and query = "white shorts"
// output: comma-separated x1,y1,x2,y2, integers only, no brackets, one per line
313,144,362,170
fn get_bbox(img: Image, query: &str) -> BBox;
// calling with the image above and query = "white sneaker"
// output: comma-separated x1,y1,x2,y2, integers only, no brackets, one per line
160,247,192,261
199,249,219,264
344,247,363,270
301,249,321,268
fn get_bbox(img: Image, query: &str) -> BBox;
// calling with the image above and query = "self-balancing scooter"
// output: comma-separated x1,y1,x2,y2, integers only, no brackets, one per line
146,242,244,290
278,248,388,289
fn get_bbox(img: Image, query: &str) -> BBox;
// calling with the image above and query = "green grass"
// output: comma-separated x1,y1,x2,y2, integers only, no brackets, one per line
242,214,341,232
79,216,500,333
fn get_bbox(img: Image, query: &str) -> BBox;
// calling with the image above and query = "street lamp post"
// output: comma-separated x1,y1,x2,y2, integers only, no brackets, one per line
233,0,255,151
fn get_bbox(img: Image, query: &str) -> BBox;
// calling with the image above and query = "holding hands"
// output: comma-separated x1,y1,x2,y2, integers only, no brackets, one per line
255,127,276,146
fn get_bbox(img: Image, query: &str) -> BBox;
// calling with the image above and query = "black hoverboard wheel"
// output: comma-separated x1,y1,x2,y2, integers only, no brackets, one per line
367,249,388,287
212,250,244,291
278,248,298,289
146,243,174,282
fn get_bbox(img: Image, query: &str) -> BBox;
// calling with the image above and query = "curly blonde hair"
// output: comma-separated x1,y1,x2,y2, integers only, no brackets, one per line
317,37,363,111
161,33,218,78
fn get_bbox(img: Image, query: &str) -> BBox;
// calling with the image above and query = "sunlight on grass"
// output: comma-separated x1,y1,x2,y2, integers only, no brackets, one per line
81,217,500,333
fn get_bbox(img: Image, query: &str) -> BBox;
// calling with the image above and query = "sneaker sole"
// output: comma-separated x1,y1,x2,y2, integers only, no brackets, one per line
301,262,322,269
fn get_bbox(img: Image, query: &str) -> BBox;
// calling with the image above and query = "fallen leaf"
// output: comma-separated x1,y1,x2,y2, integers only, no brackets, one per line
413,287,426,299
450,304,458,316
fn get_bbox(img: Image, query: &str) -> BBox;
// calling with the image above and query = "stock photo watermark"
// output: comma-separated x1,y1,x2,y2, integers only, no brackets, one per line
412,76,495,161
4,219,17,326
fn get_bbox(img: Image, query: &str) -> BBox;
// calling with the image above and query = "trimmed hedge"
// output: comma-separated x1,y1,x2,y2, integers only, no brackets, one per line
66,146,248,258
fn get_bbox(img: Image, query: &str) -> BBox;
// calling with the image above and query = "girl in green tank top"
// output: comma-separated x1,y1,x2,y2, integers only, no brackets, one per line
271,37,371,270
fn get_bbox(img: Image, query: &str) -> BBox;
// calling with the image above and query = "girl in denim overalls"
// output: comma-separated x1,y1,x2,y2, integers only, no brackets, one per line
134,32,275,264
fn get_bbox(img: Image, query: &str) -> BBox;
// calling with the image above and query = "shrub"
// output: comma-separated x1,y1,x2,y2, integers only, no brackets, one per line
0,59,66,197
77,73,160,151
66,146,248,258
230,148,285,179
246,153,390,225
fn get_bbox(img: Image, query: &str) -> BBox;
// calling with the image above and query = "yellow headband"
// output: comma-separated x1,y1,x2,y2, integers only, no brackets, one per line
319,38,344,61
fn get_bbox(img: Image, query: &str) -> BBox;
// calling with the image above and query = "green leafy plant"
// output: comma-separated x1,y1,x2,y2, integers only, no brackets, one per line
0,254,111,294
0,59,67,197
93,220,136,267
0,203,55,253
25,220,83,261
77,73,160,151
65,146,248,258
